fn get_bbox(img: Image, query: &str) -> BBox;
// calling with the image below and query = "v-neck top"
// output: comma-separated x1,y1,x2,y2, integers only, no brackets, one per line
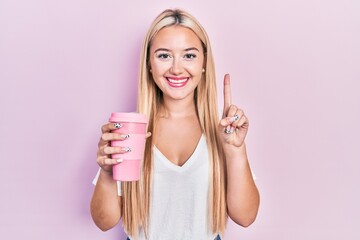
133,134,218,239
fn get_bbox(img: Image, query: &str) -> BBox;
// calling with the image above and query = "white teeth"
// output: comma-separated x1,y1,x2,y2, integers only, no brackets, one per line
167,78,188,83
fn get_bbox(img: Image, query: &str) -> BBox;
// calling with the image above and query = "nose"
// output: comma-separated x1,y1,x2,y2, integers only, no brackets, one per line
169,58,183,75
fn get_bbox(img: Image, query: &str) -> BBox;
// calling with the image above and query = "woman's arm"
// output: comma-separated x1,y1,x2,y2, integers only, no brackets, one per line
220,74,260,227
90,169,122,231
90,123,128,231
224,144,259,227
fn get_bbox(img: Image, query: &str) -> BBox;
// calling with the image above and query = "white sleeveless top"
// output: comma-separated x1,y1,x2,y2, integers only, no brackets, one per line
93,135,219,239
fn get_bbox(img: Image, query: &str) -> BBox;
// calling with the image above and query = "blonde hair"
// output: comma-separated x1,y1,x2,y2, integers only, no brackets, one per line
122,9,227,238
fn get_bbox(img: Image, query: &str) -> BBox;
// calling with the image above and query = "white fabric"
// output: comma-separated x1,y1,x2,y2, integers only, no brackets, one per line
136,134,217,240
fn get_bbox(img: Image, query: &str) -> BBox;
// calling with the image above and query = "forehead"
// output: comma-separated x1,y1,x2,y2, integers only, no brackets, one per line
150,26,203,51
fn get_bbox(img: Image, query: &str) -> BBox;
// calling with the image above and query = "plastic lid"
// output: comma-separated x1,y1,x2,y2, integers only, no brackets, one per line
109,112,148,123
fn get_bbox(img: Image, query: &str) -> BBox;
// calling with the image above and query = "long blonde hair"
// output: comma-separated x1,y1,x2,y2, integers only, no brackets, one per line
121,9,227,238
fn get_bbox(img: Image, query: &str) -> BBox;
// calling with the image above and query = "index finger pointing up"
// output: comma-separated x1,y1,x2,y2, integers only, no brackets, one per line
223,74,232,115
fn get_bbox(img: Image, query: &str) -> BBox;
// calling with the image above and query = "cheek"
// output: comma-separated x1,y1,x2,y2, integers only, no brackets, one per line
189,56,204,73
186,62,204,75
150,60,170,75
151,67,164,78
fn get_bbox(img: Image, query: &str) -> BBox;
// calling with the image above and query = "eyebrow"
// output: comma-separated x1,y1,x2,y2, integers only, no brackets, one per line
185,47,200,52
154,47,200,53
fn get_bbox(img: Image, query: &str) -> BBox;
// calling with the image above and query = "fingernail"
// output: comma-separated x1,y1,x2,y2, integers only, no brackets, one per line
224,125,232,134
116,159,123,163
122,147,132,152
229,114,240,123
114,123,122,129
122,134,130,139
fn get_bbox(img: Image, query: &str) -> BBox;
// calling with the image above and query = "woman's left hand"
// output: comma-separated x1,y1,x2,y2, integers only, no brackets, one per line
219,74,249,148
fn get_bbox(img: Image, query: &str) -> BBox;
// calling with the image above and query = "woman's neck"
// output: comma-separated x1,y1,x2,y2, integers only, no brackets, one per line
160,95,196,119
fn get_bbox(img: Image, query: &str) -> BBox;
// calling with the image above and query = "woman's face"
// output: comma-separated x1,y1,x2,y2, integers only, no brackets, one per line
149,26,205,101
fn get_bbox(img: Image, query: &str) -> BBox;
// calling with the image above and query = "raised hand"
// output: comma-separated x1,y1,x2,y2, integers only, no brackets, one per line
219,74,249,148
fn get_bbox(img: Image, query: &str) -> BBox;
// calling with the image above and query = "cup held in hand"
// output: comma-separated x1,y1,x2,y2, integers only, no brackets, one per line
109,112,148,181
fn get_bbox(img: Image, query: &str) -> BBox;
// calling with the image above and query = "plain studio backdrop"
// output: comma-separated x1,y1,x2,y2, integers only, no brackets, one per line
0,0,359,239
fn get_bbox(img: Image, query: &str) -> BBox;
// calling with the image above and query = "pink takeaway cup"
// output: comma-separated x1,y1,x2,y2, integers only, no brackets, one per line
109,112,148,181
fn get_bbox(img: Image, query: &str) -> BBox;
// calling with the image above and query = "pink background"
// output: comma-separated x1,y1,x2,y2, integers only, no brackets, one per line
1,0,359,239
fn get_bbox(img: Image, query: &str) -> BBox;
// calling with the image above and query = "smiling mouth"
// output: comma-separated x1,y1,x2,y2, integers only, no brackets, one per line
166,77,189,88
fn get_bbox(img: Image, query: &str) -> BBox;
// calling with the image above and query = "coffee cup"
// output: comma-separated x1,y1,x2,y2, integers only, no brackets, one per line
109,112,148,181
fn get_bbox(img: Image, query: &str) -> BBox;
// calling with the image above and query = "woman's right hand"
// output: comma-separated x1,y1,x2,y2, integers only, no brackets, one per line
96,122,132,174
96,122,152,174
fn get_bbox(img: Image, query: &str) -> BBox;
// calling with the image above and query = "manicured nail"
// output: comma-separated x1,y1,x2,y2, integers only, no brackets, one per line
114,123,122,129
122,147,132,152
224,125,232,134
123,134,130,139
116,159,123,163
229,114,240,123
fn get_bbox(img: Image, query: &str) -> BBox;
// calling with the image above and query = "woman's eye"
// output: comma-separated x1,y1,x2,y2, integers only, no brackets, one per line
184,53,196,59
158,53,171,59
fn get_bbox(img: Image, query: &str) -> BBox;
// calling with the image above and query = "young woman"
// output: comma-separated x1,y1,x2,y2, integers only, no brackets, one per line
91,9,260,240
